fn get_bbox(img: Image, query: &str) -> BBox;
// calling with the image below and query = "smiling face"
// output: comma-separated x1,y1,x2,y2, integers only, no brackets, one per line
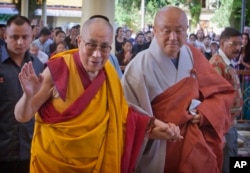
77,19,113,76
153,6,188,58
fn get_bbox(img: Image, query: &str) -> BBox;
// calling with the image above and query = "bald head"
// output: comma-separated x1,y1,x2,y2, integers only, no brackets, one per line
154,6,188,28
153,6,188,58
81,18,113,38
77,16,113,75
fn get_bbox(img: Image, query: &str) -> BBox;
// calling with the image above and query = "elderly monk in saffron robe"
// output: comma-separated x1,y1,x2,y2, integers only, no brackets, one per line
121,6,235,173
14,16,183,173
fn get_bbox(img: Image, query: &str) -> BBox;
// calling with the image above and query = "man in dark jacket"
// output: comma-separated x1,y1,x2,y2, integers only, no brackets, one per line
0,15,44,173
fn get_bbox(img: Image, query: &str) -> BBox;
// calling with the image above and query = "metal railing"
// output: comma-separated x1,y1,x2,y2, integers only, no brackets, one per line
237,70,250,122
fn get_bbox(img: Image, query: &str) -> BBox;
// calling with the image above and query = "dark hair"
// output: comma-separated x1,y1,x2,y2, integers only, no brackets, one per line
31,25,40,29
56,41,67,48
242,33,250,62
71,25,79,30
6,15,31,27
135,32,144,39
122,40,133,46
55,30,66,36
220,27,241,40
189,33,197,39
89,15,109,22
0,24,6,28
54,26,62,31
39,27,51,36
145,31,152,34
204,35,211,40
115,27,123,36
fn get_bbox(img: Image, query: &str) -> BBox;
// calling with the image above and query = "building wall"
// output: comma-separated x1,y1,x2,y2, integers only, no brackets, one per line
51,16,81,31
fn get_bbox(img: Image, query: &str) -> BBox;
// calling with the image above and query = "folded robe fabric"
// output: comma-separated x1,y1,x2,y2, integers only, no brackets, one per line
151,45,235,173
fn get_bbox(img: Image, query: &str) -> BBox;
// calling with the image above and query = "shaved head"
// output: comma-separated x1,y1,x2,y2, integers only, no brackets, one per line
154,6,188,28
77,17,113,75
81,18,113,39
153,6,188,58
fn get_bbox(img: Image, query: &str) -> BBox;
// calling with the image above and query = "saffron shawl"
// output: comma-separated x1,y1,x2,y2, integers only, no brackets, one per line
30,50,148,173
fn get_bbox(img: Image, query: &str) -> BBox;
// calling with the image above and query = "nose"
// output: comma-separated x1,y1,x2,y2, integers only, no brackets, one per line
17,37,24,45
92,48,101,57
169,31,177,40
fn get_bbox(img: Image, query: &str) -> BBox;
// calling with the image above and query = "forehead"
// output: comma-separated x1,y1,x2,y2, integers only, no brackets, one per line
156,9,187,28
124,41,132,46
30,46,39,50
6,23,32,35
227,36,242,41
57,32,65,36
84,22,113,42
57,43,65,47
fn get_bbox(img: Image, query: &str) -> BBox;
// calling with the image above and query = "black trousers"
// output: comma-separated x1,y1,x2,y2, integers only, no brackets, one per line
0,160,30,173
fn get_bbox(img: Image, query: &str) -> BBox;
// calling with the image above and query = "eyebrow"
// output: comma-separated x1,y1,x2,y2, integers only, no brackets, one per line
87,39,110,45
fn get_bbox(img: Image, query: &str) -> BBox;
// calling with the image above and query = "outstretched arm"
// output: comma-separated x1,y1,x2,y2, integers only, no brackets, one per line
15,62,53,122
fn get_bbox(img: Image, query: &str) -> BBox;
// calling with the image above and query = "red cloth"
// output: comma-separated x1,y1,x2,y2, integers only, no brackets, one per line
151,45,235,173
39,50,149,172
39,53,106,123
122,108,149,173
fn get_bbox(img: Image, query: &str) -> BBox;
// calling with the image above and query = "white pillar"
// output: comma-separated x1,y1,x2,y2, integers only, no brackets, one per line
140,0,145,31
81,0,115,25
41,0,47,27
81,0,115,53
21,0,29,17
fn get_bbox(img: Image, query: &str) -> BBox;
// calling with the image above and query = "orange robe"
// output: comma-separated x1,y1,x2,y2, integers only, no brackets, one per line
30,50,149,173
151,45,235,173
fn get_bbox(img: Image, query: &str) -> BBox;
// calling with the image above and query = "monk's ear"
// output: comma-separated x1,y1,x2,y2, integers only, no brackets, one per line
77,35,81,46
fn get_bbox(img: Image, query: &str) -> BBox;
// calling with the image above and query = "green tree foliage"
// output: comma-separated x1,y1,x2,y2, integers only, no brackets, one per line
188,0,202,32
211,0,250,30
115,0,201,32
229,0,243,30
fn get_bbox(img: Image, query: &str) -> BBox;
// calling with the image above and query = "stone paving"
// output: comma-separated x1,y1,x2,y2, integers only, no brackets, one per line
236,122,250,157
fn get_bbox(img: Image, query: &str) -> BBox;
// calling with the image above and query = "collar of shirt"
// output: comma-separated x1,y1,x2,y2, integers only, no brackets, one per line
218,49,231,66
0,45,33,64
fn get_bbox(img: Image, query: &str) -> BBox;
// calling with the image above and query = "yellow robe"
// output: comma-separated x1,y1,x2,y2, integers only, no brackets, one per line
30,50,130,173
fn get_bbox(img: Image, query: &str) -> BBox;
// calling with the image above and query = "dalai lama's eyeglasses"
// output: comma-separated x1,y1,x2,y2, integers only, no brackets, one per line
82,39,112,53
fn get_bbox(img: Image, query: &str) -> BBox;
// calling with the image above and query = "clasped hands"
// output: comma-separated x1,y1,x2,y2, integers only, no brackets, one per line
147,118,183,142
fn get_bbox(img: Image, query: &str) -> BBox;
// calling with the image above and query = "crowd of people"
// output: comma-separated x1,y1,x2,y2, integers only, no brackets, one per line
0,5,250,173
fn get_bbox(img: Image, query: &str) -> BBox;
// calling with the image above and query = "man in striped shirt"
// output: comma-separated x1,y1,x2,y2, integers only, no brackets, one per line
209,27,243,173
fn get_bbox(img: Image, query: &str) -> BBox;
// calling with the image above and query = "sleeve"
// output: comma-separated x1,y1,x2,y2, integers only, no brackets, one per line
109,54,123,79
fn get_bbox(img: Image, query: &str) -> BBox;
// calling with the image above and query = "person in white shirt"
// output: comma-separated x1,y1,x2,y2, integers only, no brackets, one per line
29,42,48,64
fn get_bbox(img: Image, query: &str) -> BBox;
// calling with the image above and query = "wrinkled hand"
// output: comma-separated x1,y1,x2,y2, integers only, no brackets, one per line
19,62,44,98
148,119,183,142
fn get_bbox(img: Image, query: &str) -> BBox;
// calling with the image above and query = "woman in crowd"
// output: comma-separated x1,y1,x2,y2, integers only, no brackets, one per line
116,40,135,66
238,33,250,120
115,27,126,54
50,41,68,57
